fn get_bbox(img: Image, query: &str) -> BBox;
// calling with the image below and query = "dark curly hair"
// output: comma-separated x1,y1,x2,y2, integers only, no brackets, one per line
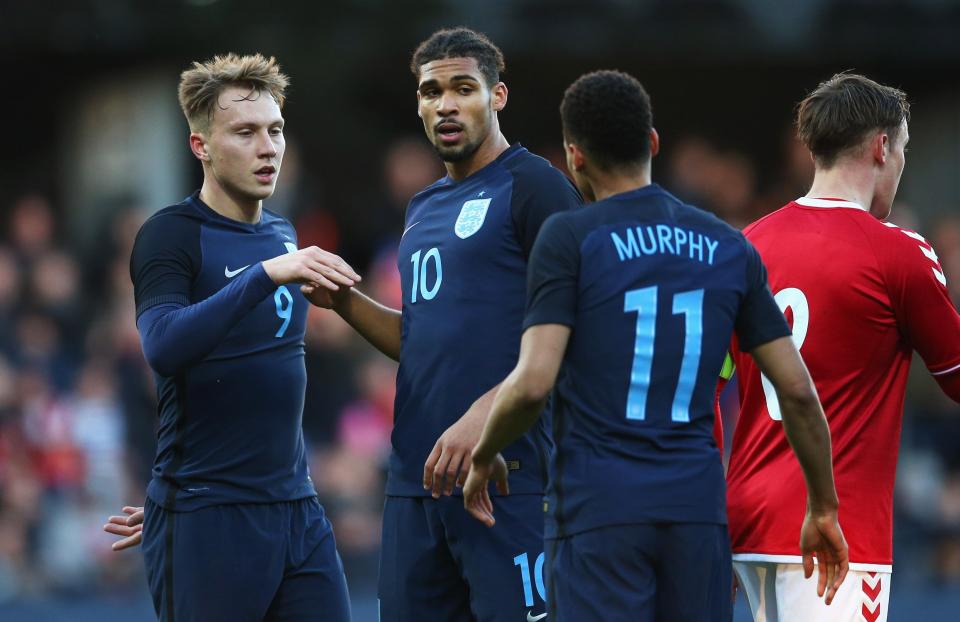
560,70,653,171
797,72,910,168
410,27,505,87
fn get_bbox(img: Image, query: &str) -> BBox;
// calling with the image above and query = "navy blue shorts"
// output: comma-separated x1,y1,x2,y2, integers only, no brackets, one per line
547,523,732,622
142,496,350,622
378,494,546,622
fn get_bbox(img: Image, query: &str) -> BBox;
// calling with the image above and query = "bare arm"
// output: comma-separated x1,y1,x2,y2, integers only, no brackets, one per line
464,324,570,526
750,335,848,604
303,286,402,361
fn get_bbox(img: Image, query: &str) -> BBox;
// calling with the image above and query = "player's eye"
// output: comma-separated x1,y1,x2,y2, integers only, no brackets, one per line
270,127,283,136
237,129,253,136
458,87,473,95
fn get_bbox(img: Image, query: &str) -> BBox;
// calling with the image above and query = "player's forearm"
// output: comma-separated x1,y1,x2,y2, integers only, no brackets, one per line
334,289,402,361
138,264,277,376
779,392,840,513
471,373,545,464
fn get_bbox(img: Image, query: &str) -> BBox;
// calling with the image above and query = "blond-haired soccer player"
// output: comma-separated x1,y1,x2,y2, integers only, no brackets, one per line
728,73,960,622
105,53,358,621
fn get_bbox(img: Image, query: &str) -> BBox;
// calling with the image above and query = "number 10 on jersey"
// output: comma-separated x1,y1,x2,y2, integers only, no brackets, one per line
624,286,704,422
410,247,442,303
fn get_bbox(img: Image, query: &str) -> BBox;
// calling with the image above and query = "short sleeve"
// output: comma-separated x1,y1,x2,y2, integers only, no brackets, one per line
510,161,582,258
883,225,960,376
130,213,201,317
523,213,581,330
734,238,791,351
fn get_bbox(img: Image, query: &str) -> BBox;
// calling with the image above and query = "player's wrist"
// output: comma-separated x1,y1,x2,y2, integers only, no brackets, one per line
260,258,283,284
806,495,839,515
471,444,495,466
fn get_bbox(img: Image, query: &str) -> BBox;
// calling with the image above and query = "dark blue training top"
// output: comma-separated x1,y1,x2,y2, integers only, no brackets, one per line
525,184,789,538
388,144,582,496
130,192,314,511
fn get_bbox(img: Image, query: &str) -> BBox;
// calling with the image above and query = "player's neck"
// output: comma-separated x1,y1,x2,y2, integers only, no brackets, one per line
445,131,510,181
805,165,874,210
199,179,263,224
587,168,652,202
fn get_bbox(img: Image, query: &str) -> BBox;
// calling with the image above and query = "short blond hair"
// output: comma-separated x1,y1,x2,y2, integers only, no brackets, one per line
178,53,289,132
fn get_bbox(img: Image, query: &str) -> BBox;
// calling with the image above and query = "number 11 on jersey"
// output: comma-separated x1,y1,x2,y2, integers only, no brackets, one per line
624,286,704,422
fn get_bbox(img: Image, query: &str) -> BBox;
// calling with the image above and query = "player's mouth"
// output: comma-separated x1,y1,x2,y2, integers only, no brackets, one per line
254,165,276,183
435,121,465,144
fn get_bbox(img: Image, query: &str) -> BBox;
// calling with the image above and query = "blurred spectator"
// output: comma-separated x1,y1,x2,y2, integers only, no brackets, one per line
7,194,56,262
336,136,443,273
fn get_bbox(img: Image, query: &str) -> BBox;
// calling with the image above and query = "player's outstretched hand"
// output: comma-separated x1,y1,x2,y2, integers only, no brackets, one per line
301,282,351,310
103,506,145,551
263,246,361,291
462,453,509,527
423,398,490,498
800,509,849,606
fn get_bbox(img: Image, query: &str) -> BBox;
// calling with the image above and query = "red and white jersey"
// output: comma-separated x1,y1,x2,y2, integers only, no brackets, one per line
727,197,960,571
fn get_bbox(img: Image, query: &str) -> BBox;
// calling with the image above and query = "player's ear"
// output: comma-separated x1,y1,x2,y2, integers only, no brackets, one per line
566,141,585,171
649,128,661,158
491,81,507,112
189,132,210,162
871,131,888,165
416,90,423,119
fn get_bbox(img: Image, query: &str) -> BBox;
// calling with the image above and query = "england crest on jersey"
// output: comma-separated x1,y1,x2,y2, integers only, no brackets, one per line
454,198,491,239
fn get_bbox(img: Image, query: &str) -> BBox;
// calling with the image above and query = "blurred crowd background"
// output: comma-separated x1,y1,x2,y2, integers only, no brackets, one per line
2,1,960,620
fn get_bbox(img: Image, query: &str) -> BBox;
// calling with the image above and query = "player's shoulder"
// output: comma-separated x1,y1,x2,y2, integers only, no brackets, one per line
260,207,295,231
136,197,204,242
408,175,452,205
667,189,743,239
500,144,576,193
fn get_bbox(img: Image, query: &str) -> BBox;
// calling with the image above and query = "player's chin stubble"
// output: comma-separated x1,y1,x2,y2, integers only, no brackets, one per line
433,137,481,163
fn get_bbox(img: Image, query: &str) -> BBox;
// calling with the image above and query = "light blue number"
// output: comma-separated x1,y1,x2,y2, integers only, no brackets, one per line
671,289,703,422
420,248,442,300
623,287,704,422
513,551,547,607
514,553,534,607
533,552,546,601
274,286,293,338
410,247,442,304
410,250,421,303
624,286,658,420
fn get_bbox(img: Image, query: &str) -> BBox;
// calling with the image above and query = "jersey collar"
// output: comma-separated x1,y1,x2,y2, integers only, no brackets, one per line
795,196,867,211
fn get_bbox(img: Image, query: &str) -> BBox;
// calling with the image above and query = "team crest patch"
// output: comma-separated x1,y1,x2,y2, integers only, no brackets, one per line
454,198,491,239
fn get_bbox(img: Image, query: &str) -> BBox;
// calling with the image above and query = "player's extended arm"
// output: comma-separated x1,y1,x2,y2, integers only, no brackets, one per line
463,324,570,526
139,265,277,376
329,289,402,361
750,336,849,605
140,248,359,377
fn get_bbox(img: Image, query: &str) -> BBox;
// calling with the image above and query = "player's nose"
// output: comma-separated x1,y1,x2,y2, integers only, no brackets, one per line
436,90,458,115
256,130,278,158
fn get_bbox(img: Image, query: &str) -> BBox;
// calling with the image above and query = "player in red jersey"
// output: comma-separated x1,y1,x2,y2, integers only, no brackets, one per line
727,73,960,622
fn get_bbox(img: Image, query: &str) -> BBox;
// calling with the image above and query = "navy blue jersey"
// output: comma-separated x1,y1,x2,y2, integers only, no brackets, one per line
130,192,314,510
388,144,582,496
525,184,789,538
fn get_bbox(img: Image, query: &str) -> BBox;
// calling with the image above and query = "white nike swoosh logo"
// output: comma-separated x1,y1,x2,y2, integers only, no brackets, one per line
224,265,250,278
401,220,422,239
527,612,547,622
